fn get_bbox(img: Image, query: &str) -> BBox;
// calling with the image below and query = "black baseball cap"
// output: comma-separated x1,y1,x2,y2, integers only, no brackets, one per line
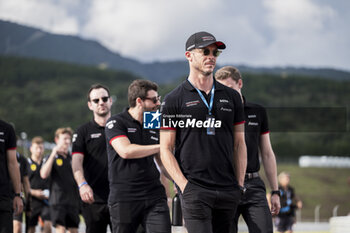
186,31,226,51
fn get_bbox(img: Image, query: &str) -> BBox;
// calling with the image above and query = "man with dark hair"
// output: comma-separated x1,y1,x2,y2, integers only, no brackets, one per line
27,136,52,233
105,79,171,233
41,127,80,233
215,66,280,233
160,32,247,233
0,119,23,233
72,83,112,233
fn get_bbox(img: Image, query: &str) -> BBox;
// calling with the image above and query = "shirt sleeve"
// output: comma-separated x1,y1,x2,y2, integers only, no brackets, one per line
260,106,270,134
6,123,17,150
232,90,245,125
105,116,128,145
72,126,86,155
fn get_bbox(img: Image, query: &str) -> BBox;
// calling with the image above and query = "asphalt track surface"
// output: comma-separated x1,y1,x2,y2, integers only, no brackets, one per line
31,222,330,232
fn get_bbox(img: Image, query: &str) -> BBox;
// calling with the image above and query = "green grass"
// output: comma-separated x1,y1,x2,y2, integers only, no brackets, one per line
260,164,350,221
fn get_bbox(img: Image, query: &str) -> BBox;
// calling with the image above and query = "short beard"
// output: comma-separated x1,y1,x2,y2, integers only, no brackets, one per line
194,65,213,77
97,111,110,117
202,70,212,76
143,106,158,112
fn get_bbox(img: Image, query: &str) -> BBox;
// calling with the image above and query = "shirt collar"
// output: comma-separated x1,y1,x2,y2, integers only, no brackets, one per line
183,78,224,92
122,107,140,124
91,119,105,129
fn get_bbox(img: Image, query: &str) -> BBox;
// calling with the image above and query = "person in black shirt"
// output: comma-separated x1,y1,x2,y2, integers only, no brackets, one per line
13,152,31,233
27,136,52,233
40,127,80,233
0,119,23,233
160,32,247,233
215,66,280,233
105,79,171,233
72,84,112,233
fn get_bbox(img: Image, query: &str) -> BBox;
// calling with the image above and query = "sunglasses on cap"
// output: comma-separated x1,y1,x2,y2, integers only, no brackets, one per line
194,48,222,57
91,96,109,104
143,96,161,104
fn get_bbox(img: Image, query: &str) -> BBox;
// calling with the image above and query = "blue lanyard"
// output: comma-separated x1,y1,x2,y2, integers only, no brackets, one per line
188,79,215,115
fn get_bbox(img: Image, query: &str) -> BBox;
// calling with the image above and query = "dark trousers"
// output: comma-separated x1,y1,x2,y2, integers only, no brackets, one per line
180,182,241,233
109,197,171,233
28,203,51,226
82,202,111,233
0,196,13,233
50,205,80,228
232,177,273,233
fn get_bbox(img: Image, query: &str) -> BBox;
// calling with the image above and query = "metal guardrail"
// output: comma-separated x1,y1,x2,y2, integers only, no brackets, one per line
330,216,350,233
299,155,350,168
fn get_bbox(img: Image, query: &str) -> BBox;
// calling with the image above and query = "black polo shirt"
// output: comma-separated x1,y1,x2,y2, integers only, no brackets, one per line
72,120,109,203
9,153,29,197
0,120,17,198
27,157,50,207
105,109,166,203
160,79,245,190
17,152,28,182
244,99,269,173
46,153,79,207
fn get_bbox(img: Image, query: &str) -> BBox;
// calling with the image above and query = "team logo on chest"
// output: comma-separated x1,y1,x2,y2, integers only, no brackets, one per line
248,122,259,126
91,133,102,139
185,100,200,107
31,164,37,171
56,158,63,166
150,136,159,142
128,128,137,133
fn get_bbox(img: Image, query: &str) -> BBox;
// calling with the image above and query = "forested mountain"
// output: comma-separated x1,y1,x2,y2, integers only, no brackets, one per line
1,19,350,84
1,56,349,159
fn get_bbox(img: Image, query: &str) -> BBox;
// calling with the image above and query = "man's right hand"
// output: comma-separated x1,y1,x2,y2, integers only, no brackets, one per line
79,184,95,204
13,196,23,216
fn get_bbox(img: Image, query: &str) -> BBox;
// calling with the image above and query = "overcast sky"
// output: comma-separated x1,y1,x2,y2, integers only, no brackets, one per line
1,0,349,71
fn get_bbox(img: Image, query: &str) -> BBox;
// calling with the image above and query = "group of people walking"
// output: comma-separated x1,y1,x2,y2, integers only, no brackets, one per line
1,31,302,233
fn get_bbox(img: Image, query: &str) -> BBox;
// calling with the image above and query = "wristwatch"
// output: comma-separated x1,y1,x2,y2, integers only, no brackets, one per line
14,193,21,197
271,190,281,197
239,185,247,195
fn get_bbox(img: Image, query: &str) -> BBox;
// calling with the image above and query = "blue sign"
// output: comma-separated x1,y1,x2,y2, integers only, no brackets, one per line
143,111,161,129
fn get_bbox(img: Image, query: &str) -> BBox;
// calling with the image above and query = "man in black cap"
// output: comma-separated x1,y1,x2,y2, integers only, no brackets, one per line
215,66,280,233
160,31,247,233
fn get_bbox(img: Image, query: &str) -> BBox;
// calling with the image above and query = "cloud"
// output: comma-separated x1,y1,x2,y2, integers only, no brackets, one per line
0,0,79,34
81,0,228,61
0,0,349,70
259,0,349,68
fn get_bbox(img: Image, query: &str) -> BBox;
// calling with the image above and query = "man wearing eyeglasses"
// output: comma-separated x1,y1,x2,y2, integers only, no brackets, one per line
72,84,112,233
160,31,247,233
105,79,171,233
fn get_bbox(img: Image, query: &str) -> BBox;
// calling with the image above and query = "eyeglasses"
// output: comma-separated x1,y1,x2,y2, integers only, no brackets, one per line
143,96,161,104
194,48,222,57
91,96,109,104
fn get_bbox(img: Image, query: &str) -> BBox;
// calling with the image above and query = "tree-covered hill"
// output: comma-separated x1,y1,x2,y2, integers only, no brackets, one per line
1,55,349,159
2,19,350,84
0,56,140,140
